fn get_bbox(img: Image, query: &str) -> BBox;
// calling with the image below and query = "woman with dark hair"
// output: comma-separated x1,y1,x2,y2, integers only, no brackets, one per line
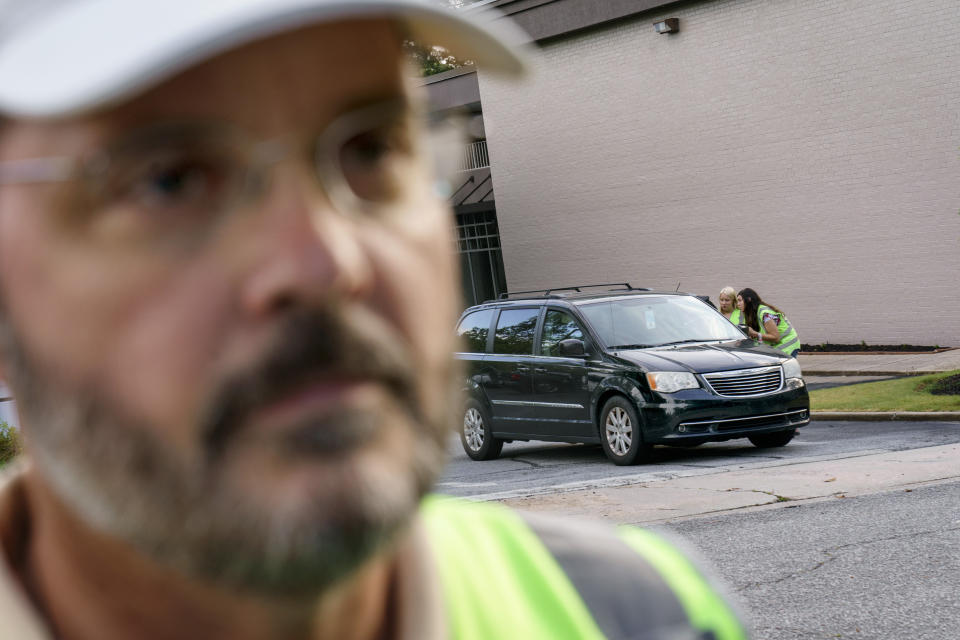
737,288,801,357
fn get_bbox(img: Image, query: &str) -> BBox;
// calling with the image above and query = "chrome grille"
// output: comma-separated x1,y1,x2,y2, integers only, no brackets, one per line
703,366,783,397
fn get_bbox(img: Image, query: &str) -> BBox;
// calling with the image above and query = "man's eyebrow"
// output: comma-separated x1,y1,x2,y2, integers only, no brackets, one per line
92,120,237,152
335,93,414,117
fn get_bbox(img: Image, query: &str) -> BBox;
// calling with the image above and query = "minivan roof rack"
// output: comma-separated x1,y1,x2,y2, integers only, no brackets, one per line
497,283,650,300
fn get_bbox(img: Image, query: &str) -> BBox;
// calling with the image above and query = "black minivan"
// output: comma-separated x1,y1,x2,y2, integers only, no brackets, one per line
455,285,809,465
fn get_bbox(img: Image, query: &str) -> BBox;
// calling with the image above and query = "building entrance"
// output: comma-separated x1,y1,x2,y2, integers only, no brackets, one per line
456,206,507,308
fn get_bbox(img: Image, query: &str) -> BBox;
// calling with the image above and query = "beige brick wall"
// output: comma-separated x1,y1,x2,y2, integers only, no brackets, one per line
478,0,960,346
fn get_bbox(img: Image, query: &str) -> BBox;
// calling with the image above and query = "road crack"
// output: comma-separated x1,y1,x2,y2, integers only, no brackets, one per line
737,525,960,592
749,489,793,502
511,457,545,470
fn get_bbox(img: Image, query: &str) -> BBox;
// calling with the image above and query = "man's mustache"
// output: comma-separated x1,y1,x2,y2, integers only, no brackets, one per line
201,307,418,458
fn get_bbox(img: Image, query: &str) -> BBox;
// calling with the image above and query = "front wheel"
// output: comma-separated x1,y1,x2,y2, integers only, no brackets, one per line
748,429,796,448
460,400,503,461
599,396,652,466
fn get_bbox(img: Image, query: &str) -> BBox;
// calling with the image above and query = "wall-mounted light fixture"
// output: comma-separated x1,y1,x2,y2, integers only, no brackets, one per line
653,18,679,34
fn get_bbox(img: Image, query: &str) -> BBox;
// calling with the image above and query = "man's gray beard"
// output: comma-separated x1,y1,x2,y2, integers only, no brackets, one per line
0,310,456,596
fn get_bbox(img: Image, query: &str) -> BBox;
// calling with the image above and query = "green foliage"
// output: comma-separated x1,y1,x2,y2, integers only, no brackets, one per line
403,0,481,76
810,370,960,412
928,373,960,396
404,41,472,77
0,421,21,466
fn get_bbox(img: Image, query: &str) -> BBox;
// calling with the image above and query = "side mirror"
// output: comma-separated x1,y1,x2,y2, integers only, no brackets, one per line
558,338,587,357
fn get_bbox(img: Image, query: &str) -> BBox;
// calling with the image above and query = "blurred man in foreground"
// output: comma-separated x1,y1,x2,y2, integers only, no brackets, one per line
0,1,747,638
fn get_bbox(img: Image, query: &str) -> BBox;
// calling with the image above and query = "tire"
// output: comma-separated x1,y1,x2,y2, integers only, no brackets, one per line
748,428,796,448
599,396,652,466
460,399,503,461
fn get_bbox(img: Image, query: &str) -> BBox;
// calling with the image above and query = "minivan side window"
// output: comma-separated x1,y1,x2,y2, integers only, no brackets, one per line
456,309,494,353
493,308,540,355
540,310,585,356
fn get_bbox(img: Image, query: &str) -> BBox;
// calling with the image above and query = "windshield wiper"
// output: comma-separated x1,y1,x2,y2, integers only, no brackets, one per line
608,343,656,350
655,339,720,347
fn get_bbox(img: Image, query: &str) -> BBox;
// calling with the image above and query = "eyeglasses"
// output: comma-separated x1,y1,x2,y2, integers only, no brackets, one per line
0,99,464,252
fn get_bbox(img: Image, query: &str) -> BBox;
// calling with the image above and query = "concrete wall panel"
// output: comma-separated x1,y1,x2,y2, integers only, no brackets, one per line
478,0,960,345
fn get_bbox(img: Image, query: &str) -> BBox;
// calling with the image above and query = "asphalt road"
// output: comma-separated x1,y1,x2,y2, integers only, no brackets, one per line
437,420,960,500
438,422,960,639
666,479,960,639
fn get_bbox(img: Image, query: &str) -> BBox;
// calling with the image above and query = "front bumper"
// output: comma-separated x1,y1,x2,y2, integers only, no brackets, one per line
640,384,810,444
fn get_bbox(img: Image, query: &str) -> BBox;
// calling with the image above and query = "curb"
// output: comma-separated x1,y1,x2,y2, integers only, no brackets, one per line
812,411,960,422
802,371,940,377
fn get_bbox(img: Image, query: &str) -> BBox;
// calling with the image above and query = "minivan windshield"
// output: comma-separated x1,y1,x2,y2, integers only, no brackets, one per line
577,296,744,349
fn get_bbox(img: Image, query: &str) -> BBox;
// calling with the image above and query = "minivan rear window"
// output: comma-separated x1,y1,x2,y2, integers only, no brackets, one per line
493,308,539,355
456,309,495,353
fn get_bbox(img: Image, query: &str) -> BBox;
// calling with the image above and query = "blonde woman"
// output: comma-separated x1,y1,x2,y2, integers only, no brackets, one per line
718,286,742,325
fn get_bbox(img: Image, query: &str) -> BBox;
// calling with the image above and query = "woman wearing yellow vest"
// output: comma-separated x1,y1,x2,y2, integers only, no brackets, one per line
737,288,801,357
718,286,742,325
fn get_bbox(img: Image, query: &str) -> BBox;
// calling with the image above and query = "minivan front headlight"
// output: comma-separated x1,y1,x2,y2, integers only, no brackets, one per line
782,358,803,380
782,358,804,389
646,371,699,393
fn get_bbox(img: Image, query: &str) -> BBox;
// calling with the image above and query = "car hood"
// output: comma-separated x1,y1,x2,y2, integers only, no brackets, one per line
610,340,785,373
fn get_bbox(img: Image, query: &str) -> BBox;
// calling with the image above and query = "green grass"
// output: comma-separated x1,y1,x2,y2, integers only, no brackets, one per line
810,370,960,412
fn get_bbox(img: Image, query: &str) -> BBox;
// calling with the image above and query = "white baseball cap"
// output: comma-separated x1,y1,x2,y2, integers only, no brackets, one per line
0,0,527,119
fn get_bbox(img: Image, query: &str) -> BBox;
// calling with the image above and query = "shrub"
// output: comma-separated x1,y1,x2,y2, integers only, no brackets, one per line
929,373,960,396
0,421,21,465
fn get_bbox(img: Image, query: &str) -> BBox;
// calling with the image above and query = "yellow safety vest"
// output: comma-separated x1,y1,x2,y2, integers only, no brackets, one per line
756,304,800,356
423,496,748,639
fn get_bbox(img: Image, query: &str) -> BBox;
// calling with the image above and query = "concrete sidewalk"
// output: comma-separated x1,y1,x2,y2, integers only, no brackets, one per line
501,443,960,525
798,349,960,376
799,349,960,421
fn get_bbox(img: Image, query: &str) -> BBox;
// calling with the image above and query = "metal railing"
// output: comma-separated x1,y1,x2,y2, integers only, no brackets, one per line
0,382,17,429
459,140,489,171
